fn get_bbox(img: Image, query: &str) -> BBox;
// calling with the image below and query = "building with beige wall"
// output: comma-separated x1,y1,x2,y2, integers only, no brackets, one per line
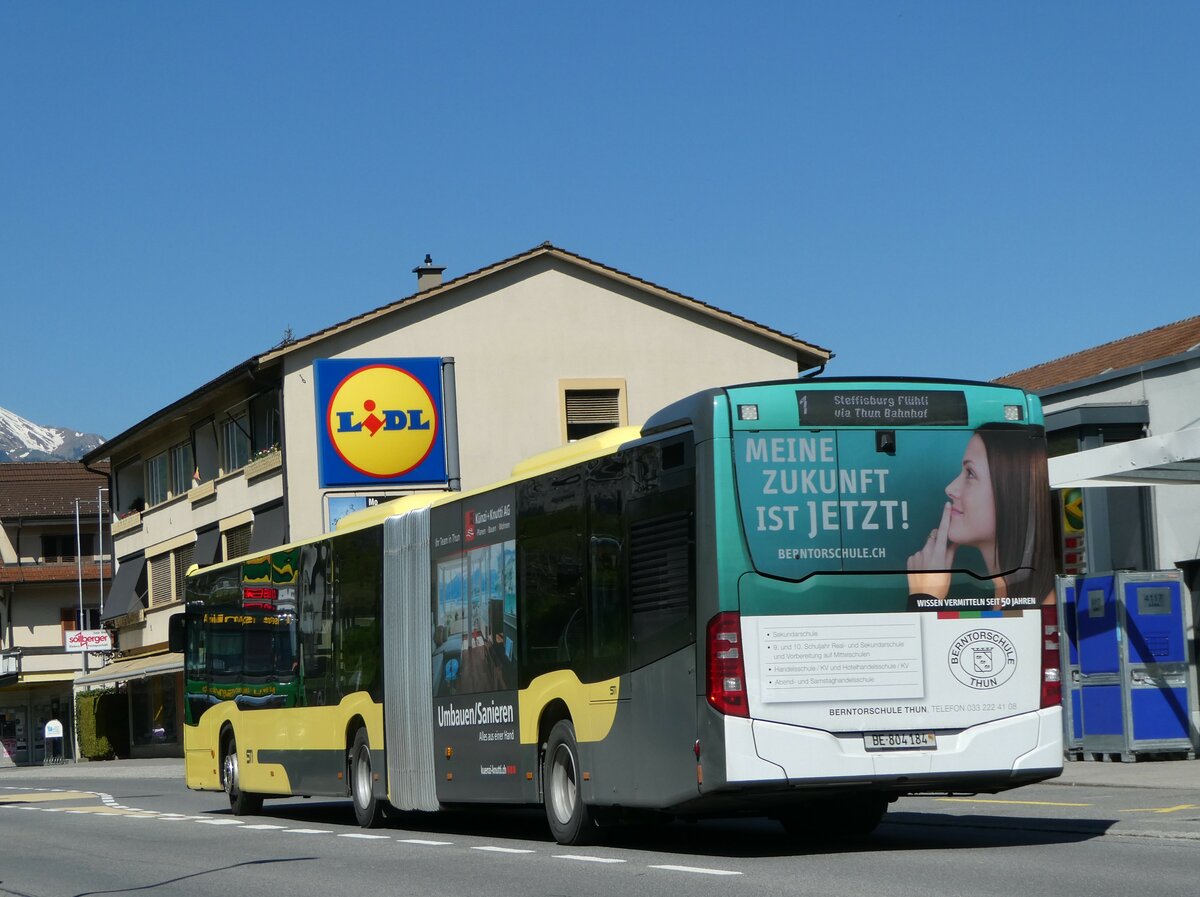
998,315,1200,589
1,462,110,765
80,242,832,756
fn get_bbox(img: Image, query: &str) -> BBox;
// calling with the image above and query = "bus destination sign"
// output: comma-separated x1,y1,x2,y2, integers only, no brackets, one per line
795,389,968,427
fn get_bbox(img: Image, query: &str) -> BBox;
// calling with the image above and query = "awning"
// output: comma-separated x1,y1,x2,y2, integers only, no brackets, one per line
193,525,221,567
102,554,147,622
74,652,183,688
248,502,285,553
1049,428,1200,489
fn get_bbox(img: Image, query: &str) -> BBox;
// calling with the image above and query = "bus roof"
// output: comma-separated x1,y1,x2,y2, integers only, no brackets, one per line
333,424,646,531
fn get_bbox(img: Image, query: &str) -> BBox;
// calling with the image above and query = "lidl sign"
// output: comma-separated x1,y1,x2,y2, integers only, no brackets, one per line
315,358,448,487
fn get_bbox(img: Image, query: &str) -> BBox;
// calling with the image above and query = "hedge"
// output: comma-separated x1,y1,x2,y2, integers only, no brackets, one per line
75,689,130,760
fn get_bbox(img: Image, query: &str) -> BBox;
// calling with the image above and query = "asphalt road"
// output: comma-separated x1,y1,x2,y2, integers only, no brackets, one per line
2,758,1199,897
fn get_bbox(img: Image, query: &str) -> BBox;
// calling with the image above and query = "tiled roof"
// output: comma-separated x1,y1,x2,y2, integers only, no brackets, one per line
0,461,110,519
996,315,1200,393
0,560,106,584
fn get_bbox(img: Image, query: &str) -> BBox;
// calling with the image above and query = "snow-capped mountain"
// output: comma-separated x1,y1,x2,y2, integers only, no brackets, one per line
0,405,106,462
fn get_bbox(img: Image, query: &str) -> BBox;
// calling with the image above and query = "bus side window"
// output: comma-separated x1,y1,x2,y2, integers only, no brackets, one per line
518,470,586,686
299,543,335,706
333,528,383,701
588,454,628,681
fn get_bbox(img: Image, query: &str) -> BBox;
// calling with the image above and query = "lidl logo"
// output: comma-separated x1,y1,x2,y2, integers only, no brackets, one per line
315,358,448,487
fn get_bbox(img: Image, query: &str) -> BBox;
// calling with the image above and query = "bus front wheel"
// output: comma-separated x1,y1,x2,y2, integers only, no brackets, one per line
221,734,263,816
543,720,596,845
350,728,384,828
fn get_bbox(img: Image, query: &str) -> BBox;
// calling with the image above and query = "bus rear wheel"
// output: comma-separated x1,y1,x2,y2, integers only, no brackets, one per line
222,734,263,816
543,720,596,845
350,728,384,828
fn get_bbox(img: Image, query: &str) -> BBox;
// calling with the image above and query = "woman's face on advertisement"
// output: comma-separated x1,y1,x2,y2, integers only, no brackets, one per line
945,434,995,548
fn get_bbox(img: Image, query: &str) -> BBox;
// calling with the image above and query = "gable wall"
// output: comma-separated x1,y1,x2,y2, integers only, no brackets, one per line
281,256,802,540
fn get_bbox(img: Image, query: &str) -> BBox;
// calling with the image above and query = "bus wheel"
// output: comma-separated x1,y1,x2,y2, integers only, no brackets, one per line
780,794,887,841
350,728,384,828
543,720,596,845
221,734,263,816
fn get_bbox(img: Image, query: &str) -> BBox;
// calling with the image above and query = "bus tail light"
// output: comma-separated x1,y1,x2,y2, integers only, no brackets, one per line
707,612,749,718
1041,604,1062,709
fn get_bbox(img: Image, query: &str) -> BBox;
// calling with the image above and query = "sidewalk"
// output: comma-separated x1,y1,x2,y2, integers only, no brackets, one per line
1052,755,1200,791
0,757,184,779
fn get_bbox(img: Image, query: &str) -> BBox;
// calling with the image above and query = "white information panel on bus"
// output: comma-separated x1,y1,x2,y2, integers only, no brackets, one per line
749,614,925,703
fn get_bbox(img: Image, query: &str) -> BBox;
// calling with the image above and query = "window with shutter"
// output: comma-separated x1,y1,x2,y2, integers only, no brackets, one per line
561,380,626,442
224,523,252,561
174,543,194,603
149,554,172,606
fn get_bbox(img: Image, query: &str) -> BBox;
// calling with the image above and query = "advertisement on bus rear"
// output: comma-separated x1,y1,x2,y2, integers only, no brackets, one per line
734,413,1055,612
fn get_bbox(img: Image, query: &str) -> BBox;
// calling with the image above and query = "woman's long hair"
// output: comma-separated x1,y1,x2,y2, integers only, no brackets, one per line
975,423,1056,602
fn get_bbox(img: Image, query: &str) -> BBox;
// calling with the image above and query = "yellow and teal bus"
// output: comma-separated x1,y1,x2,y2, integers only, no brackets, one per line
172,377,1063,844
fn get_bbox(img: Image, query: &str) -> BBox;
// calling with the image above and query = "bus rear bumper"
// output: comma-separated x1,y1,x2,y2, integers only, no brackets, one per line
720,707,1063,794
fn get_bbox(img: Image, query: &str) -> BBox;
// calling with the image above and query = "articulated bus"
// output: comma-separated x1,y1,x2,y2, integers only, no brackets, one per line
172,377,1062,844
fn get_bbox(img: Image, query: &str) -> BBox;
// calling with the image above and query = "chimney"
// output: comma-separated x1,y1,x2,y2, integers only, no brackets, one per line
412,254,446,292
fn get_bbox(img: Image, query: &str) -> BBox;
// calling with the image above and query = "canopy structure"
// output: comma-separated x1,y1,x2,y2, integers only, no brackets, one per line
101,554,146,621
1049,428,1200,489
74,652,183,688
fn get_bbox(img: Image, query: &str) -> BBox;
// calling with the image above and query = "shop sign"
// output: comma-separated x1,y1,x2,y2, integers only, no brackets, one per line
65,629,113,653
314,357,448,487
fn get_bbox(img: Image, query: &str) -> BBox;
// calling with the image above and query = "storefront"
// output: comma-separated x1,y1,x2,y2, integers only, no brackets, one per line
73,653,184,759
0,677,74,767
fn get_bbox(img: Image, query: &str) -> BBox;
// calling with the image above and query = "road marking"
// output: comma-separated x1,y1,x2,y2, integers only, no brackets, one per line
1122,804,1199,815
554,855,626,864
472,846,535,853
286,828,334,834
935,798,1091,808
397,838,453,846
340,833,393,840
0,791,98,804
649,864,742,876
241,824,288,830
194,818,245,825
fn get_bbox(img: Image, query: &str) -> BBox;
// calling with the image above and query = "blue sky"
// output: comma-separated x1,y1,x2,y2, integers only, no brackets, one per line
3,2,1197,438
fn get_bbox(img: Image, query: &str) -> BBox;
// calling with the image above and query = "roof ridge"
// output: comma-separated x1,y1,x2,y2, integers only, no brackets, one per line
258,241,832,362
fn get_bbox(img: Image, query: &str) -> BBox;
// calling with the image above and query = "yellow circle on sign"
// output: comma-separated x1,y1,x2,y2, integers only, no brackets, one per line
327,364,439,478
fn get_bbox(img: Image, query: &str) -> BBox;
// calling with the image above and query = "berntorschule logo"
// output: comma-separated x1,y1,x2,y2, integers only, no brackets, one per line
326,364,439,478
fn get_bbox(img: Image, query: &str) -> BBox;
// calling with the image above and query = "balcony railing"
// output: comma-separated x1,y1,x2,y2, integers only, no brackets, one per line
112,511,142,536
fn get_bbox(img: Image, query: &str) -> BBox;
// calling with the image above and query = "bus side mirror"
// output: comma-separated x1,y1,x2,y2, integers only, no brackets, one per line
168,613,187,653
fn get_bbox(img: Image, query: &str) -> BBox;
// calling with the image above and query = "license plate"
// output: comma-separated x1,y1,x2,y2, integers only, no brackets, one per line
864,731,936,751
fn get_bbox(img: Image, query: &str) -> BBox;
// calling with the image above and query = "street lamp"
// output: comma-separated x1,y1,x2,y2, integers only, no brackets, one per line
97,486,108,617
75,499,87,674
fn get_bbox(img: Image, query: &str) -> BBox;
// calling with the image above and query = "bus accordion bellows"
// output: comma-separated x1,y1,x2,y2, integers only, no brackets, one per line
172,377,1063,844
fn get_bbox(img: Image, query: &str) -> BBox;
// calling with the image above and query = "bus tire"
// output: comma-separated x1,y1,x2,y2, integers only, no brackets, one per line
543,720,596,845
350,728,384,828
222,733,263,816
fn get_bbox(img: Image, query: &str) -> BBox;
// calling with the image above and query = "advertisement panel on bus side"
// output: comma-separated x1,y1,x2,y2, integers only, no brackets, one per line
430,488,524,802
